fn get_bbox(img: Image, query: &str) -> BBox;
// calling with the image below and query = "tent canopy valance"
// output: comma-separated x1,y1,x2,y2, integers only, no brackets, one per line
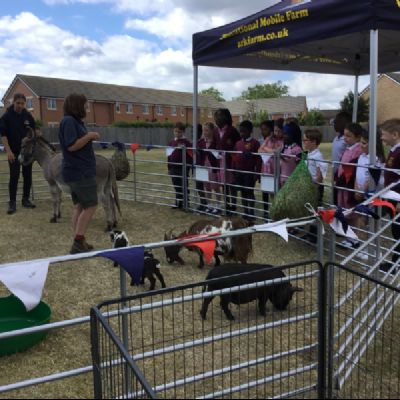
192,0,400,75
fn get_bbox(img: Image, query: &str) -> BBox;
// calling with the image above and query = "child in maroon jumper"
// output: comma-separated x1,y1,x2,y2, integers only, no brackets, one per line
167,122,192,209
214,108,240,214
233,120,262,221
379,119,400,274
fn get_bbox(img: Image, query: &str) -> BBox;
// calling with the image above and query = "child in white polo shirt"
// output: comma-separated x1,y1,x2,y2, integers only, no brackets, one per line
302,129,327,243
303,129,327,203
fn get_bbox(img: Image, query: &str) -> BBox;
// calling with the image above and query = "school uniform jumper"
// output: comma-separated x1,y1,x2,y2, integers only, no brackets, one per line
215,125,240,211
259,136,283,217
233,137,261,219
336,142,363,209
384,143,400,264
168,137,193,208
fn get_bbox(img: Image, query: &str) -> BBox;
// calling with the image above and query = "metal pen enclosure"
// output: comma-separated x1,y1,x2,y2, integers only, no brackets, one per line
90,261,400,399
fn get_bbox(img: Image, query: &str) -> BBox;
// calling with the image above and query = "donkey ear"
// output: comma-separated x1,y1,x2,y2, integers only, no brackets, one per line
26,126,34,138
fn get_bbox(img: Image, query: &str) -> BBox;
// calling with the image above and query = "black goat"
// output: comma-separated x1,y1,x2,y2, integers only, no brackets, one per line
200,263,303,321
109,230,166,290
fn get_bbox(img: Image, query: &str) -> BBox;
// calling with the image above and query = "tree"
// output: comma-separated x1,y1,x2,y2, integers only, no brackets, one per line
244,101,269,125
298,109,325,126
199,87,225,102
340,91,369,122
237,81,289,100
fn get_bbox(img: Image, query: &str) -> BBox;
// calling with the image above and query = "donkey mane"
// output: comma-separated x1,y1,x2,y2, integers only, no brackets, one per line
38,136,57,152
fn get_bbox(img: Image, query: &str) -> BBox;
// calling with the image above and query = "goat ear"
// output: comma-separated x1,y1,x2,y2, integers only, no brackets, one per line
164,230,173,240
291,286,304,293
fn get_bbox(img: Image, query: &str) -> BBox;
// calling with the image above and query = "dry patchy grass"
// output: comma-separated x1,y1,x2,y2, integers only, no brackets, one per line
0,197,317,399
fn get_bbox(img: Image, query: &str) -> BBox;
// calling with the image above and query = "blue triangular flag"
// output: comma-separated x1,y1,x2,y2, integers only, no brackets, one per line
334,207,348,234
98,246,144,285
354,204,380,220
368,166,382,186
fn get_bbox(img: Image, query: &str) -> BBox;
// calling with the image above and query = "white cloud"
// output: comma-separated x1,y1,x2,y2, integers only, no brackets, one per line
2,3,360,110
286,73,369,109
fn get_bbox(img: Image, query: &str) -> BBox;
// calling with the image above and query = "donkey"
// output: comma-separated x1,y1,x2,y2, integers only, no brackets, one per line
19,128,121,231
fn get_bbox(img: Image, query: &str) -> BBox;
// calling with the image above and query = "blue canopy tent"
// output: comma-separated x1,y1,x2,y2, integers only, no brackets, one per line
192,0,400,163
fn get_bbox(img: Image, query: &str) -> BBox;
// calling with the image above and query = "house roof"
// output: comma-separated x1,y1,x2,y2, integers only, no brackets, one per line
360,73,400,96
221,96,307,116
4,74,221,109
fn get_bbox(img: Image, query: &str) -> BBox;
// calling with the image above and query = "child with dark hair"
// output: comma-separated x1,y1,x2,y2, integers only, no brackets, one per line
233,120,261,221
335,122,363,249
214,108,240,214
378,119,400,273
350,128,386,259
258,120,274,145
167,122,192,209
279,121,302,186
258,119,284,219
302,129,328,243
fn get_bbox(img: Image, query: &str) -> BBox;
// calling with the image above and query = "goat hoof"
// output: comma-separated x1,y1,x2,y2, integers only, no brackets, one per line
50,217,57,223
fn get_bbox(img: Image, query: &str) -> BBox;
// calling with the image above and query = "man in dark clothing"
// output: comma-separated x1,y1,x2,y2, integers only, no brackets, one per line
0,93,36,214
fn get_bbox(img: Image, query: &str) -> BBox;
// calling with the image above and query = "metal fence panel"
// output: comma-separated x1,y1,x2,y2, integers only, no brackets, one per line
91,261,323,399
325,262,400,399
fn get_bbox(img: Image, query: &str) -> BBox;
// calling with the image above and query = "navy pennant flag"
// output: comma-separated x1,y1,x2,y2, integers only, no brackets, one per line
98,246,145,285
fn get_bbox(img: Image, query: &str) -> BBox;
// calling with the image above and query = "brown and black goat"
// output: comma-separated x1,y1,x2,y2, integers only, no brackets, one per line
164,216,253,268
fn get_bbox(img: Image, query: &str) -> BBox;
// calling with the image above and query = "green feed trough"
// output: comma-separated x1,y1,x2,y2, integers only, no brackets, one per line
0,295,51,357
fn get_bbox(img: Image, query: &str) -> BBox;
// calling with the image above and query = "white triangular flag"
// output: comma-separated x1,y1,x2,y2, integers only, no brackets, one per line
329,218,358,240
166,147,174,156
254,221,289,242
261,154,272,164
381,190,400,202
211,150,221,159
0,260,50,311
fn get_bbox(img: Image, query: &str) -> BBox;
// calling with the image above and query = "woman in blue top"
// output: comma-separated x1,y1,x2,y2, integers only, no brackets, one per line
59,93,100,254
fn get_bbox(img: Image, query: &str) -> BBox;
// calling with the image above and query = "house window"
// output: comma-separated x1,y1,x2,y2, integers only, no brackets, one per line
48,122,59,128
142,104,149,114
86,102,91,113
116,102,121,113
208,109,213,118
156,105,163,115
47,98,57,110
171,106,177,116
127,103,133,114
180,107,185,117
26,98,33,110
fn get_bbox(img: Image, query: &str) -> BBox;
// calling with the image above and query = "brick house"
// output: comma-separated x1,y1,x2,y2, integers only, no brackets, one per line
360,73,400,124
221,96,308,125
1,74,221,127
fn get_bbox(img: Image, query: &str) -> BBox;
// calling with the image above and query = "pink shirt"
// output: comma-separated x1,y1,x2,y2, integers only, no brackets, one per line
260,136,284,174
280,144,302,184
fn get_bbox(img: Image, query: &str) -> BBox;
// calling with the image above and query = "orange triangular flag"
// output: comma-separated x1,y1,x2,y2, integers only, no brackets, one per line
371,199,396,218
130,143,140,153
185,240,216,264
318,209,336,224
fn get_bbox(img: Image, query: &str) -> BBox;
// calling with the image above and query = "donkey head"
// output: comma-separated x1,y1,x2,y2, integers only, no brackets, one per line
163,229,185,265
19,126,37,166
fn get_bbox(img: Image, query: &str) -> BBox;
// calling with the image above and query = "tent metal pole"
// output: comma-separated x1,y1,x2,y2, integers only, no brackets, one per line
193,65,199,162
369,29,378,164
352,75,359,123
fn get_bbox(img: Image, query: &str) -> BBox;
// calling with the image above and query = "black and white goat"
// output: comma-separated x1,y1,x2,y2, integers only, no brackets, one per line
109,230,166,290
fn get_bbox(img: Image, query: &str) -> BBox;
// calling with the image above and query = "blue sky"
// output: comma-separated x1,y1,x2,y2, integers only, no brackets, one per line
0,0,365,108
